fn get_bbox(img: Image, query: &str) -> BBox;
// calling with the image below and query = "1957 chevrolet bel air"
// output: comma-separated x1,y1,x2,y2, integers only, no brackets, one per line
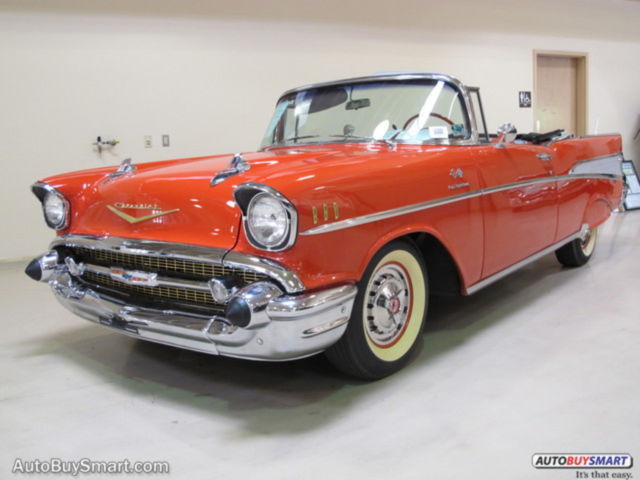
26,73,624,379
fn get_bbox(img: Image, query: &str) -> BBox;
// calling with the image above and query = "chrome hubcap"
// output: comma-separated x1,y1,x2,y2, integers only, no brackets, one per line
365,264,411,346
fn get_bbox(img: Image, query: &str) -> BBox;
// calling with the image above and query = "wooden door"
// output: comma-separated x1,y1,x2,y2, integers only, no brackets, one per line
534,53,587,136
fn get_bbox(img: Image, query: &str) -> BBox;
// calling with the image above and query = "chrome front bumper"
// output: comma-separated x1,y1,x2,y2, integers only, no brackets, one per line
28,238,357,361
49,271,356,361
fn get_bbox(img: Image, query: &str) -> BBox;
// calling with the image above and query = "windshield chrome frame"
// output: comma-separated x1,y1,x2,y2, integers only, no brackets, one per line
261,72,480,150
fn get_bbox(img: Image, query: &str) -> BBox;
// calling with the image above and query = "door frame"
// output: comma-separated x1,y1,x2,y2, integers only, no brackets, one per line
533,50,588,136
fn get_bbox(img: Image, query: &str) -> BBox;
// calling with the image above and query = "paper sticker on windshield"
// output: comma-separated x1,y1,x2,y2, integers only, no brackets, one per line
429,126,448,139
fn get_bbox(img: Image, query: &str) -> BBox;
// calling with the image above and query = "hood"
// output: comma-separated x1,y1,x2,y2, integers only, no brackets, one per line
44,144,445,249
52,154,243,249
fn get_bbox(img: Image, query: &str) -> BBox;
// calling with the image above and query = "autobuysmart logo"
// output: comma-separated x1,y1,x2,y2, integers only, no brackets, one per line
532,453,633,469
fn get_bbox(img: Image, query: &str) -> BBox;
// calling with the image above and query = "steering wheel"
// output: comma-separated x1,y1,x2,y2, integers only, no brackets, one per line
402,112,455,130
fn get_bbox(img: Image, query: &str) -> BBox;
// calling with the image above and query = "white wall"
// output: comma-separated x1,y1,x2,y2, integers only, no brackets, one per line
1,1,639,260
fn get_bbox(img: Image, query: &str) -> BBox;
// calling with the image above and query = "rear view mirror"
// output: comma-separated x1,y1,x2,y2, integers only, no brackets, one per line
495,122,517,149
346,98,371,110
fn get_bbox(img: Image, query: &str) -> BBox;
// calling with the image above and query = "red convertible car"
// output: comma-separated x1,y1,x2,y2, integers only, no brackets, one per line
26,73,623,379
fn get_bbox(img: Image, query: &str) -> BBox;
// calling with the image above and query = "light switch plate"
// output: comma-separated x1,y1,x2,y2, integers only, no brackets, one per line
162,134,170,147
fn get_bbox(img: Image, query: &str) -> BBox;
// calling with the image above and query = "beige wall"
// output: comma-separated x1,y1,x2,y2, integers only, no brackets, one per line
1,1,639,260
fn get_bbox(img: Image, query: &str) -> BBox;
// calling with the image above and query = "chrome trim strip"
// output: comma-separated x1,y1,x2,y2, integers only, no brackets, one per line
302,189,483,236
50,235,227,263
223,251,304,293
267,284,357,317
578,133,621,139
301,172,622,236
465,225,589,294
49,235,305,294
301,317,350,338
280,72,465,101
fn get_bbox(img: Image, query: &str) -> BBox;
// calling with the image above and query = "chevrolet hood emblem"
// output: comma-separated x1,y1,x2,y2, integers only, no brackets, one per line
106,204,180,224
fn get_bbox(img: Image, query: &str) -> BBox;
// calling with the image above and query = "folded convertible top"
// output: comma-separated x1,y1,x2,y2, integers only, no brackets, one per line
516,129,565,144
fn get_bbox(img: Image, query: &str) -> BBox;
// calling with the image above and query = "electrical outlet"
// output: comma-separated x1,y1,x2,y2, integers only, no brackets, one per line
144,135,152,148
162,134,170,147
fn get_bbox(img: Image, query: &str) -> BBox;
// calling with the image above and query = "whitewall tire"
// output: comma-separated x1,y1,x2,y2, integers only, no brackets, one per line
326,240,428,379
555,227,598,267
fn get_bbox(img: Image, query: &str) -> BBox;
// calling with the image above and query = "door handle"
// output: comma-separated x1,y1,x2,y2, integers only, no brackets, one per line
536,153,552,161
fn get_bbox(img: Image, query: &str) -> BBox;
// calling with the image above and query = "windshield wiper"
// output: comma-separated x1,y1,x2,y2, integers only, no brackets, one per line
282,135,321,143
329,134,396,148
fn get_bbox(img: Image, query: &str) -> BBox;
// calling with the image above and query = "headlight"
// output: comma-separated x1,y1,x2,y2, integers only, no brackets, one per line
43,192,68,229
247,193,289,247
32,183,70,230
235,183,297,251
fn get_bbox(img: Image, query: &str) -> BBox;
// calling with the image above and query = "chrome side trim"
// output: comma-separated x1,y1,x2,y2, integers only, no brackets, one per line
465,225,589,294
578,133,621,139
301,172,622,236
49,235,305,294
570,153,623,177
301,189,483,236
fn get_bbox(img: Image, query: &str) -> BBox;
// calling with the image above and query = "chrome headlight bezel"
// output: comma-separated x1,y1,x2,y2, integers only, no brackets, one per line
234,183,298,252
31,182,70,230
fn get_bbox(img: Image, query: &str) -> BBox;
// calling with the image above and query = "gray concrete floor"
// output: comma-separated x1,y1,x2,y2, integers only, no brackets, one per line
2,212,639,479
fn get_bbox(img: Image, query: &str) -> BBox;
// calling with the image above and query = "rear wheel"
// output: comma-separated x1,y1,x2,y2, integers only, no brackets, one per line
325,240,428,380
555,227,598,267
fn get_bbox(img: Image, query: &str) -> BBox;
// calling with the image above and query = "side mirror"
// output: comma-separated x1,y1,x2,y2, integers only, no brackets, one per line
495,123,517,149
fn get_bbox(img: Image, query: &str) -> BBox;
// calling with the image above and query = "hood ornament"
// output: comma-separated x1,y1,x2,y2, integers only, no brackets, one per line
104,158,136,183
210,153,250,186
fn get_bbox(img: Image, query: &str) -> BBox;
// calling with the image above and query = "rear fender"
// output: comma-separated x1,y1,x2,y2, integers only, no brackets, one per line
582,194,615,230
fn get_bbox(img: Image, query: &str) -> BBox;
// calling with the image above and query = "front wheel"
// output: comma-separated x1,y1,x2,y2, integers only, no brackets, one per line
325,240,428,380
555,227,598,267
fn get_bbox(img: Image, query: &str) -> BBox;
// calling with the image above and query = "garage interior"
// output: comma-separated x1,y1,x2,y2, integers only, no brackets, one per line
1,0,639,478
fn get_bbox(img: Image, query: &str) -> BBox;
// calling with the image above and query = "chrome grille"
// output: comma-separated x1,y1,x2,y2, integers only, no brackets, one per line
64,246,268,315
84,271,224,311
68,247,267,284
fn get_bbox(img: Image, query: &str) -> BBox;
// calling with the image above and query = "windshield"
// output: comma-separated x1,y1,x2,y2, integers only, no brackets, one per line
261,79,471,149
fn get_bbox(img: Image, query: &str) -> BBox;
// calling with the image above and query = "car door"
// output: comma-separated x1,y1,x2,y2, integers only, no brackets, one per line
475,143,558,278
